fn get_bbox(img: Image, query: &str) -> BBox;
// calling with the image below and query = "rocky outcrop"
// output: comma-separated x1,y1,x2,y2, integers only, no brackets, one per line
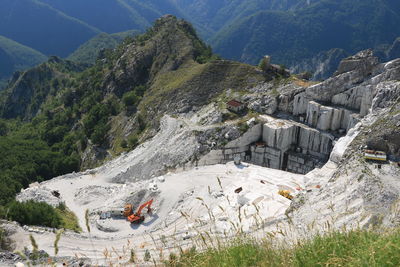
303,50,378,103
248,95,278,115
81,144,111,170
334,49,379,76
103,16,211,97
259,55,290,78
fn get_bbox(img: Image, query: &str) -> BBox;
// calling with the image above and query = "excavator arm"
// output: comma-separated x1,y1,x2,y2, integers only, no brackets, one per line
136,199,153,216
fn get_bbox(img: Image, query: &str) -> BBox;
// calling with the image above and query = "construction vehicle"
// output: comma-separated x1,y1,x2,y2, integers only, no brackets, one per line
364,150,387,161
123,199,154,224
123,204,134,217
278,190,293,200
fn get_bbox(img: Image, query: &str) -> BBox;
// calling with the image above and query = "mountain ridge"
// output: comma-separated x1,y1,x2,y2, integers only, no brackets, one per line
2,0,400,87
0,35,47,90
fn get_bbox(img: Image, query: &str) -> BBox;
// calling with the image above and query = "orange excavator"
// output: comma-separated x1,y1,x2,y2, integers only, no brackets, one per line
123,199,154,224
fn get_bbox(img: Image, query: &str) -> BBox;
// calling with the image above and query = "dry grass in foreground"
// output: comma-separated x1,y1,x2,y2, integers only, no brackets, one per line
165,228,400,267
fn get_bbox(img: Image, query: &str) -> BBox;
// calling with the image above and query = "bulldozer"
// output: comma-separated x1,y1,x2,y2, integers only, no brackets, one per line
123,199,154,224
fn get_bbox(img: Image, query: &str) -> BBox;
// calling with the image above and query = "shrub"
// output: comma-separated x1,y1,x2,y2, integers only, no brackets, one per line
122,91,139,107
6,200,62,228
128,135,139,149
144,249,151,262
55,204,81,232
90,123,110,146
137,113,146,132
258,56,271,72
120,139,128,148
0,121,8,136
0,226,12,250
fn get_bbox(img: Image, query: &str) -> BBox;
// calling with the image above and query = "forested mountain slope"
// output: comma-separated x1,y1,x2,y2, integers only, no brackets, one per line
67,30,140,65
0,35,47,89
0,0,100,56
212,0,400,65
2,0,400,88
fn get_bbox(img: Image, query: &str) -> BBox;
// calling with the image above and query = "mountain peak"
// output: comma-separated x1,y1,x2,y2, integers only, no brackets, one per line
102,17,214,97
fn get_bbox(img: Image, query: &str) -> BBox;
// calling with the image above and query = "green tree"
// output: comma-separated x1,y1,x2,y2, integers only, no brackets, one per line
128,135,138,149
90,124,110,145
122,91,139,107
6,200,62,228
0,121,8,136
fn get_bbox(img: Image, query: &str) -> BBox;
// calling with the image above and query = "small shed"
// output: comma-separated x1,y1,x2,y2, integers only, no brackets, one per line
227,100,245,113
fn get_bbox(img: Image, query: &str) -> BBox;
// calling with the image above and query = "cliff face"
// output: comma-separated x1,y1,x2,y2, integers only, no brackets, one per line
290,48,349,81
292,50,400,128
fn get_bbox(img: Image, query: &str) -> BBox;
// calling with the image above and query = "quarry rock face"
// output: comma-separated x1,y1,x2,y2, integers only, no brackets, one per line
305,101,358,132
292,50,400,133
202,49,400,175
262,118,297,151
201,115,333,174
111,47,400,178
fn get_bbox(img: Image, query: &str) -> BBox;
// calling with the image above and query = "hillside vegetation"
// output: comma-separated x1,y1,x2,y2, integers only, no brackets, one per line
212,0,400,65
67,30,140,65
168,228,400,266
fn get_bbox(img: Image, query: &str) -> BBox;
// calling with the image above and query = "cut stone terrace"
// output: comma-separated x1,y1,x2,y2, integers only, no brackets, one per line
200,115,336,174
